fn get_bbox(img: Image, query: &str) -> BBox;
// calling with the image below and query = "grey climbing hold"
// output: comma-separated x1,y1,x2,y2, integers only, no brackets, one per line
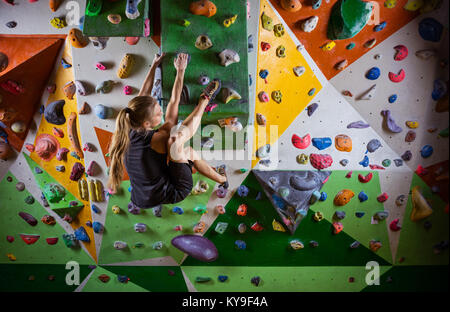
367,139,382,153
307,103,319,116
335,211,346,220
374,211,389,221
44,100,66,125
393,159,403,167
340,159,349,166
358,84,377,100
256,144,271,159
134,223,147,233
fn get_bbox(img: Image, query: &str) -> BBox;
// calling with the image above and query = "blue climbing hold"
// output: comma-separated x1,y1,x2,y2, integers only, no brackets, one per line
237,185,249,197
346,42,355,50
432,79,447,101
94,104,113,119
91,204,100,214
418,18,443,42
255,191,262,200
355,212,365,218
74,226,90,242
312,137,332,150
359,155,369,167
310,190,321,204
172,206,184,215
128,186,132,192
272,194,286,210
235,240,247,250
117,275,129,283
373,21,387,32
249,74,252,86
366,67,381,80
93,221,103,234
312,0,322,9
420,145,433,158
61,58,72,69
319,192,327,201
358,191,368,202
388,94,397,103
35,167,43,174
259,69,269,80
218,275,228,282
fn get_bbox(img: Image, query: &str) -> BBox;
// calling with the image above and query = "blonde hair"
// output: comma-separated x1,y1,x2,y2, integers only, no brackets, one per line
107,96,157,193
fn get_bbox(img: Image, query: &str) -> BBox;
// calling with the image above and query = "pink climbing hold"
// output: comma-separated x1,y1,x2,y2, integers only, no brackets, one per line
369,164,385,170
346,171,353,178
86,161,98,176
415,165,428,176
125,37,140,45
310,154,333,170
25,143,35,152
123,85,133,95
56,147,69,161
377,192,389,203
388,69,405,83
394,45,408,61
291,133,311,149
35,134,60,162
96,62,106,70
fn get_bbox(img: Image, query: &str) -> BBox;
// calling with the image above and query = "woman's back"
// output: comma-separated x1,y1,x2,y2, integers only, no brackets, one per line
125,129,170,208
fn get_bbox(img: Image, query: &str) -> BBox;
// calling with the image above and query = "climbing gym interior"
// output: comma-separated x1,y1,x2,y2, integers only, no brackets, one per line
0,0,448,294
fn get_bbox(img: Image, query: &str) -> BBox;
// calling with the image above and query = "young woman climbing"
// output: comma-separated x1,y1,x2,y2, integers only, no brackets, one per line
107,53,228,213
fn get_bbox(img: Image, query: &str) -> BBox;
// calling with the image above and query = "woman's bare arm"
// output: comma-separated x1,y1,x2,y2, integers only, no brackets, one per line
138,53,165,97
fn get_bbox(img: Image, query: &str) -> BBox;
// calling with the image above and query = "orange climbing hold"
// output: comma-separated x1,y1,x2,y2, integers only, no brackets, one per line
280,0,302,12
237,204,247,216
189,0,217,18
68,28,89,48
335,134,352,152
334,189,355,206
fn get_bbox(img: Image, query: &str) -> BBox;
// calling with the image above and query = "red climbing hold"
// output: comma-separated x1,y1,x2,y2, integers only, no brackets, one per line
20,234,40,245
251,222,264,232
310,154,333,170
261,42,271,51
389,219,401,231
332,222,343,234
0,80,25,95
388,69,405,83
394,45,408,61
358,172,373,183
377,192,389,203
369,164,385,170
46,237,59,245
292,133,311,149
415,165,428,176
345,171,353,178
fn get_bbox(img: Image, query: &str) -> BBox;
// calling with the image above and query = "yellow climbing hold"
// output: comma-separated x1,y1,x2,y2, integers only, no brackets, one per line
117,54,135,79
272,219,286,232
223,15,238,27
112,205,121,214
7,253,16,261
406,121,419,129
50,17,67,29
410,186,433,222
321,41,336,51
313,211,324,222
403,0,424,11
384,0,397,8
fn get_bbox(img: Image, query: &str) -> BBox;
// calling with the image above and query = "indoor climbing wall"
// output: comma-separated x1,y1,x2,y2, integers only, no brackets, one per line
0,0,448,293
160,0,250,150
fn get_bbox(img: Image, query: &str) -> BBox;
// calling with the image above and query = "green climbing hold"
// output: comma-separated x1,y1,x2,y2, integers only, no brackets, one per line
43,183,66,203
85,0,102,17
25,195,35,205
439,127,449,137
346,42,356,50
195,276,212,283
382,159,391,167
239,168,249,173
328,0,374,40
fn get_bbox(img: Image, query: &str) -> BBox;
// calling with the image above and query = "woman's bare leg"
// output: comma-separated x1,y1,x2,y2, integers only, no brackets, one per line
186,146,226,184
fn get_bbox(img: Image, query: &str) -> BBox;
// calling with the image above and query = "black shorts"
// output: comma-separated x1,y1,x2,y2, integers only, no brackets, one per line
162,160,194,205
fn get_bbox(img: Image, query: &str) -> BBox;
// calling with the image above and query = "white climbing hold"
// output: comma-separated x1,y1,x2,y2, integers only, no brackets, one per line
293,66,305,76
415,49,437,60
218,49,240,67
301,16,319,33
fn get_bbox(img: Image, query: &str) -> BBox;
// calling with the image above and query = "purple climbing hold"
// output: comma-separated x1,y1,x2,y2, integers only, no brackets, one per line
128,202,141,215
216,186,227,198
237,185,249,197
347,121,370,129
171,235,219,262
19,212,38,226
381,110,403,133
401,150,412,161
307,103,319,116
69,162,85,181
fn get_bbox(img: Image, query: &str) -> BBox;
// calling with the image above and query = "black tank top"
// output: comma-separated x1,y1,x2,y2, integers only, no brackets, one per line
124,129,170,208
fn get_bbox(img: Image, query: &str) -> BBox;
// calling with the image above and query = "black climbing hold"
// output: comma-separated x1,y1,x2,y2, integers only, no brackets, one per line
44,100,66,125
